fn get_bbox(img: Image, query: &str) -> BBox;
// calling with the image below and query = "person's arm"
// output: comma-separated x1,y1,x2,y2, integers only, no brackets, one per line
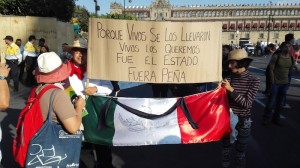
222,77,260,109
23,43,29,61
61,96,85,134
53,90,85,134
84,80,114,96
0,64,10,111
268,54,278,84
15,47,22,64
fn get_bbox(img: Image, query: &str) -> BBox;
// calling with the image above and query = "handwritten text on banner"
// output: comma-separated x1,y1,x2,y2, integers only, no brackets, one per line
87,18,222,83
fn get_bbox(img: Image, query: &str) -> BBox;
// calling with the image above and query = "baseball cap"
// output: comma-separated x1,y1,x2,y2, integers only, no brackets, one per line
3,35,13,41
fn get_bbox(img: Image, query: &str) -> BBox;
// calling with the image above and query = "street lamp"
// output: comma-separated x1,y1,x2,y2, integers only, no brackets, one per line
267,1,273,45
94,0,100,17
123,0,132,14
236,30,239,48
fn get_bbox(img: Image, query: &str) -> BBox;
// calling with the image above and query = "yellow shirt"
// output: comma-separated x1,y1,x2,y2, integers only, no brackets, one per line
5,43,22,64
24,41,38,57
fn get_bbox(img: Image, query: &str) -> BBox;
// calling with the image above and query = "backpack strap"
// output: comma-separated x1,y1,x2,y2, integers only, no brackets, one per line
35,85,60,100
47,90,58,123
28,87,37,98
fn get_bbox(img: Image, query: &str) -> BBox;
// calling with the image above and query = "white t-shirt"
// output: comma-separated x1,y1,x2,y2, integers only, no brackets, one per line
69,72,114,98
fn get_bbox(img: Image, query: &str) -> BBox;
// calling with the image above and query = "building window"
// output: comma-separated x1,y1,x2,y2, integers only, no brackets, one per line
274,33,279,39
224,11,227,16
260,10,264,16
259,33,264,39
166,12,167,17
230,33,235,40
245,33,250,38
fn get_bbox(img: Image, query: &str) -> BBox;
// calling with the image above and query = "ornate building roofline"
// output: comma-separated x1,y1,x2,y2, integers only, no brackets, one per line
111,1,300,11
110,2,123,9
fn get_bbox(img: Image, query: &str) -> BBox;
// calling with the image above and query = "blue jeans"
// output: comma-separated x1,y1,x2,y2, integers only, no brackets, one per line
263,83,289,122
282,72,292,106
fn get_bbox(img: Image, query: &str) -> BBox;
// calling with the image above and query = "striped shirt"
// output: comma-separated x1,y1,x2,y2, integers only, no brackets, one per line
227,70,260,117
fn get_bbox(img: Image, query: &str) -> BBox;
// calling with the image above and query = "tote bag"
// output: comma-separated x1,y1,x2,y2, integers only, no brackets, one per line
25,90,82,168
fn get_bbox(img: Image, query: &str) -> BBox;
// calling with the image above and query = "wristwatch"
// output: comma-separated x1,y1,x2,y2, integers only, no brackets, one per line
0,76,7,80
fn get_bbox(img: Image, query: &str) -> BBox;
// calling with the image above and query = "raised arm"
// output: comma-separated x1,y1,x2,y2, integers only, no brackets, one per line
0,64,10,111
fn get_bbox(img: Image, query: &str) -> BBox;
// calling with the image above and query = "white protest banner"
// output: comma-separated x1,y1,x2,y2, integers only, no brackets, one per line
88,18,222,83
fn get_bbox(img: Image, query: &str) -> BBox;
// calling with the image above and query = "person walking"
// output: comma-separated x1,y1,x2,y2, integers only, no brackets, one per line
263,43,276,96
3,35,22,92
23,35,38,87
262,42,295,126
220,49,260,168
282,33,296,108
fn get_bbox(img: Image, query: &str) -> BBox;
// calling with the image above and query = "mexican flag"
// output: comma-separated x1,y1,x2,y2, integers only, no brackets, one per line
83,87,231,146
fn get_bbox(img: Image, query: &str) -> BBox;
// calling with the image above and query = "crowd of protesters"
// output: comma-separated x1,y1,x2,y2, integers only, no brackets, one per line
0,32,298,168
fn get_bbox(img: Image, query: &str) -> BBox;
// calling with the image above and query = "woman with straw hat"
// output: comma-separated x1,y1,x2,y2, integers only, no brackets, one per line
67,38,118,168
67,38,119,98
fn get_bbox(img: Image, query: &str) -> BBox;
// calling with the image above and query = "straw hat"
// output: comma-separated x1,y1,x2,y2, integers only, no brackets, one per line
68,38,87,51
35,52,71,83
228,49,252,61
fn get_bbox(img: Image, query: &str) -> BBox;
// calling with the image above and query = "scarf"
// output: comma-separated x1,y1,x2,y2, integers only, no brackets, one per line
70,61,87,80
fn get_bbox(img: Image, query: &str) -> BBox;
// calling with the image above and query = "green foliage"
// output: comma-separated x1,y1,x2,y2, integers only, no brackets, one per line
74,6,90,32
0,0,75,22
97,13,137,21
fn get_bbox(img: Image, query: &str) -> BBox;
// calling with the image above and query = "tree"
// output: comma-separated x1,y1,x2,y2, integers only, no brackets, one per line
0,0,75,22
73,5,90,32
98,13,137,20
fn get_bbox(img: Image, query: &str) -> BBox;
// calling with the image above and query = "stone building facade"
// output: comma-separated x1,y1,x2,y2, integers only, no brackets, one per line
110,0,300,46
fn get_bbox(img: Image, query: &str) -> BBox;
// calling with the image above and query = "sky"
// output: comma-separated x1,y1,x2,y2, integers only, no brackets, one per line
76,0,300,14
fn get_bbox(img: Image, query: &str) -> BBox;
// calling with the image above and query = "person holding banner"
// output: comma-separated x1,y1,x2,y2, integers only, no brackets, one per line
220,49,260,168
67,38,119,168
67,39,118,97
